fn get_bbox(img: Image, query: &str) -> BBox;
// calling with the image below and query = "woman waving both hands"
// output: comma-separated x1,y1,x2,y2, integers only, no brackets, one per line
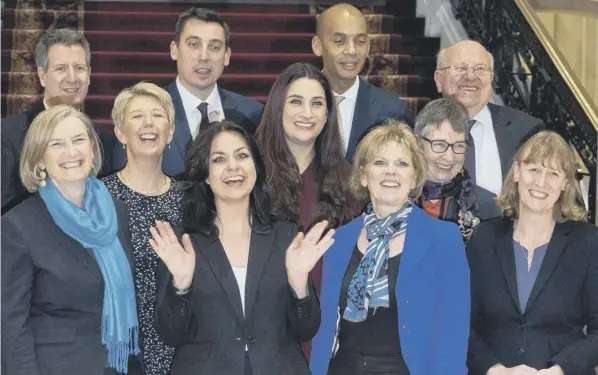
150,121,332,375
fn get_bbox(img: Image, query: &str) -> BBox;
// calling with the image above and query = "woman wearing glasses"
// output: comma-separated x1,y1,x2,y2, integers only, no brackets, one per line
413,98,500,242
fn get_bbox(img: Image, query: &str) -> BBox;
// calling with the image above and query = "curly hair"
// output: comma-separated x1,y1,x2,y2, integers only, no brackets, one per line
255,62,358,230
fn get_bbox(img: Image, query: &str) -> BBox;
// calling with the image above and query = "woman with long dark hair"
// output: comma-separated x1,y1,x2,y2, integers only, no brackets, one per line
255,62,360,296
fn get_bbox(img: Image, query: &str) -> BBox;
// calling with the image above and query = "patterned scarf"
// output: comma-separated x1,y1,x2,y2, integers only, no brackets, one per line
343,200,412,322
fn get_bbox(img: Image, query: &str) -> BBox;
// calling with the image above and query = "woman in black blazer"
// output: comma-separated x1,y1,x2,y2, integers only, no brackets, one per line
1,105,141,375
467,131,598,375
150,121,332,375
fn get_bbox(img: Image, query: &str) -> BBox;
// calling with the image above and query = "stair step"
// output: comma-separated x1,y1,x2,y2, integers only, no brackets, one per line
2,50,433,76
2,71,437,98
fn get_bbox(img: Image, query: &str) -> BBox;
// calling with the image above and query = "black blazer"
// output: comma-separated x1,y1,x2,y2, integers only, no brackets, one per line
155,220,320,375
1,102,117,215
466,218,598,375
487,103,545,179
111,82,264,177
1,194,140,375
344,78,409,161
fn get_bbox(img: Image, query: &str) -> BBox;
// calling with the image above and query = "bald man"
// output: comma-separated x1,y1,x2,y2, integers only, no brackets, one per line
312,3,409,161
434,40,544,195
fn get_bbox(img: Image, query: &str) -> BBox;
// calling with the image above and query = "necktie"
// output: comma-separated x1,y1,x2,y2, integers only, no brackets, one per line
335,95,346,149
197,102,210,133
464,119,476,183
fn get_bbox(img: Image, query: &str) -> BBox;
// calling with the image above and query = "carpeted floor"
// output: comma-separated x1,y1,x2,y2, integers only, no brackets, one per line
1,0,440,125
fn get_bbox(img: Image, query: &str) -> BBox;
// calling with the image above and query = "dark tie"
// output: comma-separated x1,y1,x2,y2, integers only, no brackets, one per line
464,119,476,183
197,102,210,133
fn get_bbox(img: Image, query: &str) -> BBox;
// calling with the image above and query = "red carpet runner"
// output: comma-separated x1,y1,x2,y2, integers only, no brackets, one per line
1,1,440,126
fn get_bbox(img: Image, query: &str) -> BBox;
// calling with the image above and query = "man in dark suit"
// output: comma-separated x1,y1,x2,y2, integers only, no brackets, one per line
311,3,409,161
434,40,545,196
112,8,263,176
1,29,116,215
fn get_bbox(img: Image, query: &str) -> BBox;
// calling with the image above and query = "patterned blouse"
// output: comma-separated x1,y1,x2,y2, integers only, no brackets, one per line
102,174,183,375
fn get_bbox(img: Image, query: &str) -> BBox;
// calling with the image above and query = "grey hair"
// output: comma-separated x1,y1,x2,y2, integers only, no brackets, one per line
435,44,495,70
414,97,469,137
35,29,91,71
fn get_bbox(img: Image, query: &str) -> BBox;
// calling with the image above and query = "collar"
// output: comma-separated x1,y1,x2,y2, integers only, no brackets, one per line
471,105,492,128
332,77,359,102
176,76,221,114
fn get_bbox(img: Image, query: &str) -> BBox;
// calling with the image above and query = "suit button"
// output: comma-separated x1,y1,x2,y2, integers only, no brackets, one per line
517,348,525,355
518,324,525,329
235,337,242,341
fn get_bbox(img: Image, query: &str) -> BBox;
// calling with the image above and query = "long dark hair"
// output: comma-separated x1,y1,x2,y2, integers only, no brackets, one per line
255,62,356,229
182,121,271,236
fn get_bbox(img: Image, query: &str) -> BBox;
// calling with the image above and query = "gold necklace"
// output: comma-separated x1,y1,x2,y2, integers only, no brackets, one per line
117,171,169,196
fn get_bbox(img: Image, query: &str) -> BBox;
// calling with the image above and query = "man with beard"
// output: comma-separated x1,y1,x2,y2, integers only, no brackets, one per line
112,7,263,176
312,3,409,162
1,29,116,215
434,40,544,195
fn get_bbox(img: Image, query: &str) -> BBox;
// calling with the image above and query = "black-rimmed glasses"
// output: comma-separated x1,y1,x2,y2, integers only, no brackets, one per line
421,136,469,154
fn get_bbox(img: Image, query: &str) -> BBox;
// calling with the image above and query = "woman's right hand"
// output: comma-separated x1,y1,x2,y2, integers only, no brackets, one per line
487,364,538,375
149,220,196,289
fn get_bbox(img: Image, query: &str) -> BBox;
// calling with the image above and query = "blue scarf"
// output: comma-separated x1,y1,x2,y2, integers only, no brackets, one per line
39,177,140,373
343,200,412,322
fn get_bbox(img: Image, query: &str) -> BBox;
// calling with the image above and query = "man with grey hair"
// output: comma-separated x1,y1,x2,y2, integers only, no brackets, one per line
413,97,500,242
434,40,544,195
1,28,116,215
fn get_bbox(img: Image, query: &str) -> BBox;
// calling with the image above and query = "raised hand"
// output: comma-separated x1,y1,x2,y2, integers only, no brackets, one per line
285,220,335,298
149,220,196,289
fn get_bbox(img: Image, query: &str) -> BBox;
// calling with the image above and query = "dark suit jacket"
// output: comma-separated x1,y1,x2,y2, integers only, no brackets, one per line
112,82,264,177
466,218,598,375
1,194,141,375
155,220,320,375
344,78,409,161
474,185,501,221
487,103,545,179
1,102,116,215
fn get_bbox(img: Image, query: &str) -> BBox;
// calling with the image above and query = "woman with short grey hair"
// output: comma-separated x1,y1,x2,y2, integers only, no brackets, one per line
413,97,499,242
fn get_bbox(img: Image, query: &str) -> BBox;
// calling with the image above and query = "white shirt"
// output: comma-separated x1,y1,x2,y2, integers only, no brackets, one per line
232,266,248,351
471,105,503,195
332,77,360,152
176,77,225,139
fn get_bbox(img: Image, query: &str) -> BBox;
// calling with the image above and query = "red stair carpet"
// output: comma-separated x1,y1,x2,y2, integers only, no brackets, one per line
1,1,440,127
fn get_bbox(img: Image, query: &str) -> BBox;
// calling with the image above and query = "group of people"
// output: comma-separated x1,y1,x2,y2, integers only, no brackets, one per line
1,3,596,375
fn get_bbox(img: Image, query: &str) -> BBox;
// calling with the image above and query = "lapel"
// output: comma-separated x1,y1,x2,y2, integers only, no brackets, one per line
219,87,240,113
494,218,523,314
193,233,246,326
166,82,192,163
35,194,103,282
244,219,276,321
398,206,433,280
346,78,373,160
524,222,569,312
487,103,513,179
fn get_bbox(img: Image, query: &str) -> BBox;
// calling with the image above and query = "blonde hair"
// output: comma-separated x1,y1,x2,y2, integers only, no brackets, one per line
111,81,175,130
350,120,428,200
20,105,103,193
496,131,587,222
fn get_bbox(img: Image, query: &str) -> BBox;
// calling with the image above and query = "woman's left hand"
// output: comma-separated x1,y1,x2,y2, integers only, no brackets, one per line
536,366,564,375
285,220,335,298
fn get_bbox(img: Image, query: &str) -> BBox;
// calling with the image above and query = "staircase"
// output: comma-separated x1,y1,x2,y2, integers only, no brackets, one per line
1,1,440,128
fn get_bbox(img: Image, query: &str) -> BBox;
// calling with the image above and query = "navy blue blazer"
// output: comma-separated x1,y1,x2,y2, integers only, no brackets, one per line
310,205,470,375
345,78,409,161
112,82,264,176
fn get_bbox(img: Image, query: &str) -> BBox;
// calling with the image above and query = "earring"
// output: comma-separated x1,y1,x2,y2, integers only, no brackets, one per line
168,143,171,150
39,170,47,188
122,143,126,150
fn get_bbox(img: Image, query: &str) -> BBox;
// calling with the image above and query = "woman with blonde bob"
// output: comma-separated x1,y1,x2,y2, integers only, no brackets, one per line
310,121,470,375
1,105,141,375
103,82,182,375
467,131,598,375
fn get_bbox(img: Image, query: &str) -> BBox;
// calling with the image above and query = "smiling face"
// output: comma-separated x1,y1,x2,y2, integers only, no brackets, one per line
115,95,173,160
37,43,90,105
514,160,567,217
282,77,328,147
360,141,416,216
39,116,94,191
171,18,231,99
422,121,466,182
208,131,257,203
434,41,493,118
